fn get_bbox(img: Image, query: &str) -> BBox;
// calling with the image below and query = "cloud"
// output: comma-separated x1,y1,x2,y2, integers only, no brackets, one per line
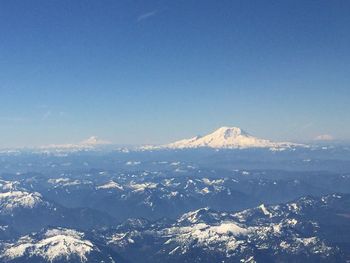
314,134,334,141
137,10,157,22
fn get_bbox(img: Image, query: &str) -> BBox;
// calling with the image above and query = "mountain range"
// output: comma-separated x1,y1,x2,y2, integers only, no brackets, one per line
0,147,349,262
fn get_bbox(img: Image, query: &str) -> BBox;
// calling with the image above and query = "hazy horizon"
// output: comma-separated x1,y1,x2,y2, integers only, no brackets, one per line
1,0,350,148
1,125,348,150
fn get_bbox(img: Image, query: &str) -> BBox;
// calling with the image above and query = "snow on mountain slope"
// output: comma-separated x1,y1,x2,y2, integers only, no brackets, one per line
97,181,124,191
105,195,347,262
0,180,19,191
0,228,94,262
0,190,44,213
80,136,110,146
178,208,227,224
153,127,303,150
0,179,47,213
39,136,111,152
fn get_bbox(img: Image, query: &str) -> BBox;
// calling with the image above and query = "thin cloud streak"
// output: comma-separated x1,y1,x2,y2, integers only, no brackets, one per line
137,10,157,22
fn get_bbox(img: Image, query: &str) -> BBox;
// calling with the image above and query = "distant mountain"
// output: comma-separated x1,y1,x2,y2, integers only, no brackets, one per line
80,136,111,146
38,136,111,153
147,126,304,150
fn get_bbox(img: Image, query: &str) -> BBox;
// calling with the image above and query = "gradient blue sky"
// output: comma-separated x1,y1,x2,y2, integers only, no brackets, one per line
1,0,350,147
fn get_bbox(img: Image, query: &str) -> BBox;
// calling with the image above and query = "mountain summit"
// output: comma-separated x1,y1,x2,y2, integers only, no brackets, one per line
161,126,301,149
80,136,111,146
40,136,111,152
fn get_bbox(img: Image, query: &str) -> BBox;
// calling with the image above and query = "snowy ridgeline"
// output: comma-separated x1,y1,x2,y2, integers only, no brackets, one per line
143,126,305,150
1,228,95,262
106,195,341,262
0,189,347,262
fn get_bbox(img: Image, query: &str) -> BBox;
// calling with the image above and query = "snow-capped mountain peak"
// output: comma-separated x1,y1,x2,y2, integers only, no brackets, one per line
80,136,110,146
0,190,44,214
211,126,249,137
0,228,95,262
82,136,99,145
160,126,302,149
38,136,112,153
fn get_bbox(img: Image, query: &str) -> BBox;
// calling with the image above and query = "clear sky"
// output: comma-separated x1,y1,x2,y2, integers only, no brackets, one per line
1,0,350,147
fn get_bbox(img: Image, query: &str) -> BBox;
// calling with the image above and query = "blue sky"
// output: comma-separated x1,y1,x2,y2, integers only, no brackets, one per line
1,0,350,147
